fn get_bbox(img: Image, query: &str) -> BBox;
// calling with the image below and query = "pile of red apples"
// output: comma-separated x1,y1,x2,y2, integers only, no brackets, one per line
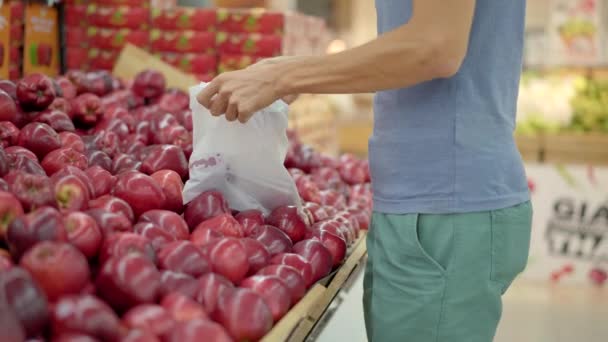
0,69,372,342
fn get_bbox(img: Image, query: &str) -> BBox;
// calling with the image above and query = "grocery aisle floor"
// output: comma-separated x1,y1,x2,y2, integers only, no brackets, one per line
314,263,608,342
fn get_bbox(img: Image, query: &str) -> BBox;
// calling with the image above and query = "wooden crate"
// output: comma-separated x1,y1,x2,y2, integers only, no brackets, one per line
289,95,339,156
515,134,543,162
337,119,373,157
544,133,608,165
262,232,367,342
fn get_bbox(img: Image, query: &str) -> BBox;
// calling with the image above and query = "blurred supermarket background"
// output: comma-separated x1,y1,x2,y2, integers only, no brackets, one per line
3,0,608,341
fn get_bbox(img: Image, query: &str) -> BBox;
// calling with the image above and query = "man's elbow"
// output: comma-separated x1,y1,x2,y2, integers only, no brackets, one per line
425,36,467,79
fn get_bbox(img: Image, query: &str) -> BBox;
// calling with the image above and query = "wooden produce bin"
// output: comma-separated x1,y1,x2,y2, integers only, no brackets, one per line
544,133,608,165
262,232,368,342
288,95,339,156
515,134,543,162
337,118,373,157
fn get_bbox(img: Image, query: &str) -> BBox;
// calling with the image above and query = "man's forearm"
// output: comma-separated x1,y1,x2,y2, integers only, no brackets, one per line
275,0,475,96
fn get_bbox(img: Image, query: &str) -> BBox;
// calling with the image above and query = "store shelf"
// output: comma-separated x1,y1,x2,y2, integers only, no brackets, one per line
262,231,368,342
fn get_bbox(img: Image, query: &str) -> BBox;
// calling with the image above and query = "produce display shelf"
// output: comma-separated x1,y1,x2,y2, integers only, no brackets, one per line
262,231,368,342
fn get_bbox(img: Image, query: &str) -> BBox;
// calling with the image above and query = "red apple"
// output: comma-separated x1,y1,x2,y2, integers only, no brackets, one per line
159,271,199,299
92,131,120,158
138,210,189,240
53,174,91,212
5,145,37,161
304,202,330,223
162,292,208,322
270,253,314,288
235,210,265,236
240,238,271,275
20,241,90,301
36,109,76,132
212,288,273,341
195,273,234,313
122,304,175,337
0,304,26,342
194,214,244,238
140,144,188,179
0,267,50,337
0,121,19,147
96,118,129,139
88,195,134,222
164,319,233,342
16,73,56,111
293,239,333,282
175,109,193,131
85,166,116,198
96,253,161,312
311,220,349,243
249,225,293,256
158,88,189,114
49,97,73,114
190,227,224,246
50,165,94,201
71,93,103,126
59,132,85,153
42,147,88,175
0,80,17,100
17,122,61,159
0,191,24,240
295,175,321,203
55,77,78,99
318,189,347,210
6,206,67,259
150,170,184,213
133,222,176,252
85,208,133,237
311,230,346,267
266,205,309,243
52,333,99,342
99,232,156,265
120,329,161,342
240,275,292,322
112,153,142,174
8,173,54,211
63,211,103,258
113,171,166,218
0,89,17,122
184,190,230,229
338,160,367,185
51,295,121,341
158,241,210,277
257,264,306,303
0,250,13,271
86,150,113,172
311,167,345,191
206,237,249,284
132,70,166,99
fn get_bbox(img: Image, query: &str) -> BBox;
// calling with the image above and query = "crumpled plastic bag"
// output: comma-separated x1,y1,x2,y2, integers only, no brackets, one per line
182,82,301,215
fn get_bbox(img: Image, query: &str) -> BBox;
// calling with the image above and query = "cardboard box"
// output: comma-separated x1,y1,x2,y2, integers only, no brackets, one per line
87,28,149,50
217,8,284,34
217,32,282,57
158,53,217,74
151,7,216,31
64,0,151,7
64,5,87,27
150,30,215,53
10,1,24,25
65,27,87,48
24,3,60,76
88,49,121,71
218,53,263,73
86,5,150,30
65,47,89,71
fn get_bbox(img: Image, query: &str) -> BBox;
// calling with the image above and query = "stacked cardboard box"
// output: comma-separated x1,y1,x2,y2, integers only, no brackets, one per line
0,1,25,80
216,8,329,73
150,7,217,81
64,0,152,71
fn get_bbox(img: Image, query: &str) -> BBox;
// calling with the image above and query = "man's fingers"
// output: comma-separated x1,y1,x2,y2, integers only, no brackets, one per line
196,81,220,108
209,93,229,116
225,101,238,122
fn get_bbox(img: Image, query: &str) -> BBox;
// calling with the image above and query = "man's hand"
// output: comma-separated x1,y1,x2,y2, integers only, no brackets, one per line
196,57,300,123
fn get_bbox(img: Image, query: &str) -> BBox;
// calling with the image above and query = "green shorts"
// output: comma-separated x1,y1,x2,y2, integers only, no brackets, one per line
363,201,533,342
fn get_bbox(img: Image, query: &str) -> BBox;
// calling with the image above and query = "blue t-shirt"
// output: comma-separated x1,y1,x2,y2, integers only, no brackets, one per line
371,0,530,214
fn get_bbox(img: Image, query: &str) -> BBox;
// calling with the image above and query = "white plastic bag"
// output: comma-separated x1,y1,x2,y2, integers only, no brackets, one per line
182,82,301,215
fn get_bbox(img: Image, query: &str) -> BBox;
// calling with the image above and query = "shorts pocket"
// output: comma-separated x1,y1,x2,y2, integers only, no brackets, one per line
414,214,449,276
490,201,533,291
